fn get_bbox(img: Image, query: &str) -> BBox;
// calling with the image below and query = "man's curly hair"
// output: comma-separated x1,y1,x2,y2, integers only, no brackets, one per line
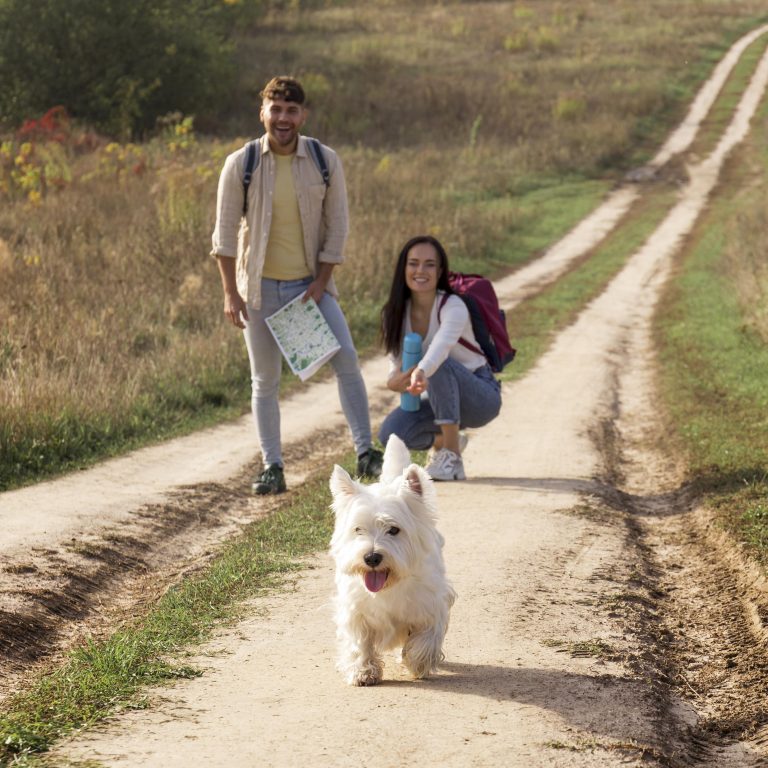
260,76,305,104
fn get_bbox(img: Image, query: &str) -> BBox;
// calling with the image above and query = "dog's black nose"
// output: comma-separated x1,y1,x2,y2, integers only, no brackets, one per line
364,552,383,568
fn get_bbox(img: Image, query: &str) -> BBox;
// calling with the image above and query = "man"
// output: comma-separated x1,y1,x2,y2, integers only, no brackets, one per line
211,75,382,494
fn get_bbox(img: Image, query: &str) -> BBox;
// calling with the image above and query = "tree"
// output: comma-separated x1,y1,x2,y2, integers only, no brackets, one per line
0,0,238,138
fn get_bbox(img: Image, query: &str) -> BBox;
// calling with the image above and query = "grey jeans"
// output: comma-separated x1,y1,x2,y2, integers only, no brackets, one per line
378,357,502,450
243,277,372,467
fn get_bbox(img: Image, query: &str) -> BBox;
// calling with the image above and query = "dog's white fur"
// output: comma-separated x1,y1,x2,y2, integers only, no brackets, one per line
329,435,456,686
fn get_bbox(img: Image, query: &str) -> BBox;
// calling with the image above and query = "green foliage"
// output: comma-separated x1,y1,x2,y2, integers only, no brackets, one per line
657,215,768,475
0,0,239,138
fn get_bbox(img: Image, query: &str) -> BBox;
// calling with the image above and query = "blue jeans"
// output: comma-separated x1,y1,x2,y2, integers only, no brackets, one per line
378,357,502,451
243,277,372,467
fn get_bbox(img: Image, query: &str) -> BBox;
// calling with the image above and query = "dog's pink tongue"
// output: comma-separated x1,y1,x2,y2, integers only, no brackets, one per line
364,571,387,593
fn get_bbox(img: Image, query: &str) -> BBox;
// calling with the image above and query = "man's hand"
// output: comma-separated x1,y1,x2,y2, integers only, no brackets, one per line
224,292,248,329
302,262,334,304
301,277,327,305
216,255,248,329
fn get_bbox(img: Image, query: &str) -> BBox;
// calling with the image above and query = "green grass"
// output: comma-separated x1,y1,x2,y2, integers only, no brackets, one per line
500,187,678,384
0,368,252,493
655,82,768,565
686,33,768,158
656,209,768,564
0,461,344,765
478,176,612,271
659,221,768,472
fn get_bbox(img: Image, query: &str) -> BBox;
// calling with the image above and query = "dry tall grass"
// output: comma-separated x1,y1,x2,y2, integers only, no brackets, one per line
230,1,766,164
1,0,767,488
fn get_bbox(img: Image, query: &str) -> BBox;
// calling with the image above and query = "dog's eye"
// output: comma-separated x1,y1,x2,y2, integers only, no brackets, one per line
387,526,400,536
354,527,363,535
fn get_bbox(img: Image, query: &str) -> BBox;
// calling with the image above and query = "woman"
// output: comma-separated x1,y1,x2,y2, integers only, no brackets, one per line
378,235,502,481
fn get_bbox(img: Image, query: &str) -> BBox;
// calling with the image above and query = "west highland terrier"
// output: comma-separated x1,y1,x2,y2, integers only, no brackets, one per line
329,435,457,686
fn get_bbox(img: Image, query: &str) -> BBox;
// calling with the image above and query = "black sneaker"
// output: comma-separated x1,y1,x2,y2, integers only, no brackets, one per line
356,448,384,479
252,463,286,495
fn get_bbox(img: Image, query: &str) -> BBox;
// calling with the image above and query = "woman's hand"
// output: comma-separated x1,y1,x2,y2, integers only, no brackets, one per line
387,367,416,394
406,367,427,396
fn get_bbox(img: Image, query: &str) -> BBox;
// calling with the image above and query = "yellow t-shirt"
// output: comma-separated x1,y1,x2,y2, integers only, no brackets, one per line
262,153,310,280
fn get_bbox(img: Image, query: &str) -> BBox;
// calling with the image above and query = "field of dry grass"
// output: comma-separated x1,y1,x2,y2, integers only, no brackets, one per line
1,0,767,489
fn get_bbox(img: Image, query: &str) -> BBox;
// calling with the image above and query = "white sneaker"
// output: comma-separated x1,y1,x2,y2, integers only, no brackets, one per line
427,432,469,462
425,448,466,481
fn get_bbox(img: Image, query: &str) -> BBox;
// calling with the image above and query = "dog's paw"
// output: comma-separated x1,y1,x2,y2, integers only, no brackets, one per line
402,630,444,679
343,659,383,686
353,669,382,686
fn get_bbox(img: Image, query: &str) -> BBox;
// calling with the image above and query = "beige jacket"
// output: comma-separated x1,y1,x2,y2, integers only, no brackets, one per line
210,134,349,309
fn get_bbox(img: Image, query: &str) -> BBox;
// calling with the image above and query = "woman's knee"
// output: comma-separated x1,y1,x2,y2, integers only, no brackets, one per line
461,391,502,428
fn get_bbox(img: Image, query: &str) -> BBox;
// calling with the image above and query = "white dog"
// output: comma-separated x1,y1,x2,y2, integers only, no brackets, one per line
329,435,456,686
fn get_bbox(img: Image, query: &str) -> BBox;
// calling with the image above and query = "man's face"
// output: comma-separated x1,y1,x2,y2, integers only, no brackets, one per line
260,96,306,155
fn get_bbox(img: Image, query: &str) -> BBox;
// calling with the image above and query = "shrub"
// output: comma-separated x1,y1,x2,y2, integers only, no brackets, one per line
0,0,239,138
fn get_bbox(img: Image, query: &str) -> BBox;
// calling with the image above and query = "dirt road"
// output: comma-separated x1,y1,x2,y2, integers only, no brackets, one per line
3,25,768,768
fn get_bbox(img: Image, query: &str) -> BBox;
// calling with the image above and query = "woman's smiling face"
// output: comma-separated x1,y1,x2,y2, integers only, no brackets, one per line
405,242,442,296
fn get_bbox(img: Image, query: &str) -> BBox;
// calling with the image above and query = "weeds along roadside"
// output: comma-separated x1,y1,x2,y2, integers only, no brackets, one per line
655,95,768,569
2,3,767,491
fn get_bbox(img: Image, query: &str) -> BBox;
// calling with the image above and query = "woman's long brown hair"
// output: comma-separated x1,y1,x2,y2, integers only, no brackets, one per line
380,235,453,356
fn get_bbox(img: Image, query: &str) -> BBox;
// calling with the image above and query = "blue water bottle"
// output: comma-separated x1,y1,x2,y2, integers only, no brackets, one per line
400,332,422,412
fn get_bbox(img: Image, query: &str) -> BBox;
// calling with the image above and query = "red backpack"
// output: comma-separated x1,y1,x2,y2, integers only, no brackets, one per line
438,271,516,373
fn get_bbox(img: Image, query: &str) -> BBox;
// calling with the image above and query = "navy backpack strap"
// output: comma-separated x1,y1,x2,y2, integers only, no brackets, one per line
307,137,330,187
242,140,260,215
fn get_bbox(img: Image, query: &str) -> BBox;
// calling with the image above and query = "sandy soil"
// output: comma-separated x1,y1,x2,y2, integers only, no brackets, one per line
3,24,768,768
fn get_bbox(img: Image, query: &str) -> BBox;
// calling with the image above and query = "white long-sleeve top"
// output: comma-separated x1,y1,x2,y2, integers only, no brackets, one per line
388,290,487,378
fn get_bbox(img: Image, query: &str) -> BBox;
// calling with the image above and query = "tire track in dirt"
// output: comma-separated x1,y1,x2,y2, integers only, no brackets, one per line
49,25,768,768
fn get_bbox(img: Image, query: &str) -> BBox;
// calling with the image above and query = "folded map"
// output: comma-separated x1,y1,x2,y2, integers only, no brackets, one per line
265,294,341,381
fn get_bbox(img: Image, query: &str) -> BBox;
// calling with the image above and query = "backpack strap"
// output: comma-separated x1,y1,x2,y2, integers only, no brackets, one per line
307,137,330,187
437,294,484,357
242,139,260,216
241,137,329,217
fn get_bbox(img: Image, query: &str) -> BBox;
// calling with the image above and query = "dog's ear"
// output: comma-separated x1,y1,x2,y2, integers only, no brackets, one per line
401,464,436,504
330,464,358,503
381,435,410,482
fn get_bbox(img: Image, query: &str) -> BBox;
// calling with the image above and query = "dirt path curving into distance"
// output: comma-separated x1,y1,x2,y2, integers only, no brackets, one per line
3,24,768,768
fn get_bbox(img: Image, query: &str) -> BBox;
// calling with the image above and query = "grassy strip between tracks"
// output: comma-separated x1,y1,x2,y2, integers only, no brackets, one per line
500,184,678,385
685,31,768,159
655,176,768,568
654,41,768,564
0,460,346,766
